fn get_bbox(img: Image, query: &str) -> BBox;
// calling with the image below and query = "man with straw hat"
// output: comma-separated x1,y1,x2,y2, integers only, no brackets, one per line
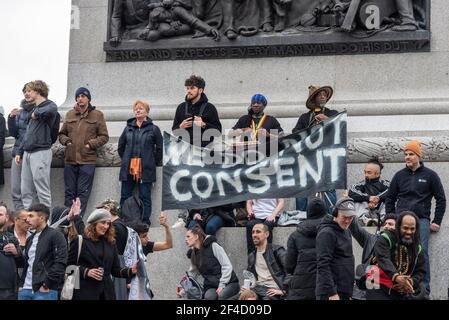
292,85,339,214
292,85,338,133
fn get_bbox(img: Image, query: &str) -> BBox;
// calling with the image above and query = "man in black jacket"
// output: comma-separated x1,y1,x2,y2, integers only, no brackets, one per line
350,213,396,299
228,94,283,158
366,211,426,300
14,80,59,210
350,214,397,267
316,197,356,300
292,85,338,215
285,197,327,300
18,204,67,300
349,157,390,226
292,85,338,133
244,223,287,300
0,206,21,300
172,75,222,148
385,140,446,296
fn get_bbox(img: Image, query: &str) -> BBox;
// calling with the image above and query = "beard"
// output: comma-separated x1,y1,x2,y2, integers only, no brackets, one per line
401,236,414,245
187,92,199,102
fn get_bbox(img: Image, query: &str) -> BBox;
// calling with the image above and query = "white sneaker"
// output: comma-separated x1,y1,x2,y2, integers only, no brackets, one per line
172,218,186,229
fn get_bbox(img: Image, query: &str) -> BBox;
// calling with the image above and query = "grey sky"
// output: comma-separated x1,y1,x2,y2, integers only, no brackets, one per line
0,0,71,115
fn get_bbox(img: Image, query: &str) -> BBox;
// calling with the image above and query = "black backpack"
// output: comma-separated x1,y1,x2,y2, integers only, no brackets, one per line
179,272,204,300
120,195,144,225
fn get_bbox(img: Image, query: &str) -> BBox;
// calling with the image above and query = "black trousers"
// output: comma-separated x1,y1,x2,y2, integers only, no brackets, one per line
64,164,96,216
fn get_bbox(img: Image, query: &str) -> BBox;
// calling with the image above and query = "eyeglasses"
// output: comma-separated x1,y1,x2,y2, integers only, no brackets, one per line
16,218,28,223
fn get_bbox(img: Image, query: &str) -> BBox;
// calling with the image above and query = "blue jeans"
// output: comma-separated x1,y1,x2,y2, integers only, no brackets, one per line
295,190,337,215
120,176,152,224
419,218,431,294
187,215,225,236
18,289,58,300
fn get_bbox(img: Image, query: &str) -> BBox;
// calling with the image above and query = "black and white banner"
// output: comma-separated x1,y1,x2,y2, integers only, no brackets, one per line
162,112,347,210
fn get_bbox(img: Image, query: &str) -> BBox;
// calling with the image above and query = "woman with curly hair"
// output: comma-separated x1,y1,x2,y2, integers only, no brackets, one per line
67,209,137,300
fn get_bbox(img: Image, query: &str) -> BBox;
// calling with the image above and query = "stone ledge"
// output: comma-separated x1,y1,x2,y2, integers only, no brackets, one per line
3,136,449,168
60,98,449,120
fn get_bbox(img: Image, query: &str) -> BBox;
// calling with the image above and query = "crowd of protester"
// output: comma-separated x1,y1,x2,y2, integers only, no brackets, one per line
0,76,445,300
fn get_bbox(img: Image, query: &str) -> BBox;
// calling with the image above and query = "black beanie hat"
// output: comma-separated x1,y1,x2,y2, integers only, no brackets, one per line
75,87,91,101
307,197,327,219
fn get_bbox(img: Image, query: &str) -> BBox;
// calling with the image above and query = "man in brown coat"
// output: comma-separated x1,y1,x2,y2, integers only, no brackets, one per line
59,88,109,216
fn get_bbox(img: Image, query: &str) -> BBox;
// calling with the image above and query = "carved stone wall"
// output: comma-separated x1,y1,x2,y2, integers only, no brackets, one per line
348,136,449,163
4,136,448,168
104,0,431,61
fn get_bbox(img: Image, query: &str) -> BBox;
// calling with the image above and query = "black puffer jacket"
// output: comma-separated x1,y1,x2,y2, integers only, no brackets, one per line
247,244,287,290
285,218,321,300
118,117,163,183
315,215,354,298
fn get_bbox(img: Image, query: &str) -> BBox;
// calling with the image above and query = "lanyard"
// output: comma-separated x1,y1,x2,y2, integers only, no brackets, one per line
251,114,267,140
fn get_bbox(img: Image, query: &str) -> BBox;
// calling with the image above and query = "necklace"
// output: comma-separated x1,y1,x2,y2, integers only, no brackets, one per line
397,245,410,275
251,114,267,140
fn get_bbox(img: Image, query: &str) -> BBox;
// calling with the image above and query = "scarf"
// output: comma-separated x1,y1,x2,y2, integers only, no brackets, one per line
123,227,152,300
